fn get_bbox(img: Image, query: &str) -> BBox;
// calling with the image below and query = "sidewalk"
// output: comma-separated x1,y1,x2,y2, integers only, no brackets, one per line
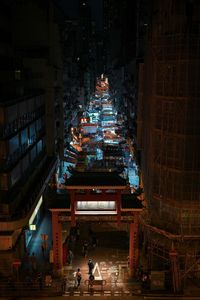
22,209,145,296
62,223,142,296
27,210,52,273
3,216,200,298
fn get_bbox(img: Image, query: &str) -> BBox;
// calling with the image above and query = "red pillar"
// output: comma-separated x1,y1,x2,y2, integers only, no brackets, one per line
129,213,139,277
116,191,121,227
52,211,63,272
70,190,76,226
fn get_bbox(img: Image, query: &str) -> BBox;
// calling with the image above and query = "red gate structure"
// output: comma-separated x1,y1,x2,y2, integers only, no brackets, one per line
50,171,143,277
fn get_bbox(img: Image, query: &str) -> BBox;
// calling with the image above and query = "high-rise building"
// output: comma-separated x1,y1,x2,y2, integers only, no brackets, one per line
13,0,64,157
137,0,200,289
0,0,62,274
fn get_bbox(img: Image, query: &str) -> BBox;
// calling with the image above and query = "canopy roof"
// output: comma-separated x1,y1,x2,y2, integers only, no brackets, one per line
65,171,127,188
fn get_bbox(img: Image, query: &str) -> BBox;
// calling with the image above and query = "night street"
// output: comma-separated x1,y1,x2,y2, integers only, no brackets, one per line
0,0,200,299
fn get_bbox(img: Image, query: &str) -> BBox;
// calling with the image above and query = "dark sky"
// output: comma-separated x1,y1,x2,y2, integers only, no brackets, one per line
56,0,103,30
56,0,79,18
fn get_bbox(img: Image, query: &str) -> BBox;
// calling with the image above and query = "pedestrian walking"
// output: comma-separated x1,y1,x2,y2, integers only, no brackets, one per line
61,276,67,293
68,234,76,252
37,272,43,290
67,249,74,265
82,240,88,258
45,274,52,287
91,235,97,248
141,273,148,291
88,225,93,237
24,251,30,270
75,268,82,288
30,252,37,272
137,265,144,281
127,255,130,268
76,223,80,241
63,173,68,182
88,274,95,290
88,259,94,275
41,243,45,257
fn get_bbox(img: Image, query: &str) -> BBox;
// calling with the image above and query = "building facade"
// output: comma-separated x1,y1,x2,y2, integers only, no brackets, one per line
0,0,62,274
137,0,200,291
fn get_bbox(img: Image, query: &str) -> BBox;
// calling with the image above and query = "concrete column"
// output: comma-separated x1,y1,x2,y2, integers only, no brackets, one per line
129,213,139,277
52,211,63,273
